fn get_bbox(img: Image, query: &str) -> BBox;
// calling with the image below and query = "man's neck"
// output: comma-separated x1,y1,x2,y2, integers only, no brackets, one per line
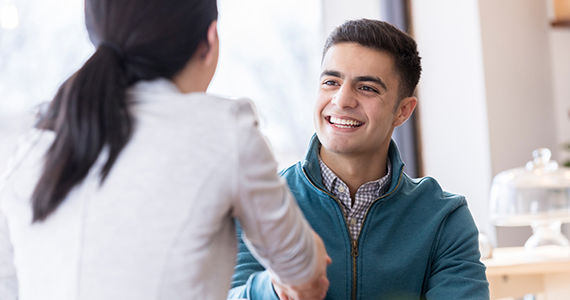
320,146,389,199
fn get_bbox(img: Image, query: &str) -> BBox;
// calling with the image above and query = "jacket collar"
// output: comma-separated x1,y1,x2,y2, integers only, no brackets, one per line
301,134,405,194
127,78,207,102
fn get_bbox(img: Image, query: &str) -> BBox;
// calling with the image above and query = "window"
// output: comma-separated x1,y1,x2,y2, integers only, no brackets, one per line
211,0,321,168
0,0,321,171
0,0,91,171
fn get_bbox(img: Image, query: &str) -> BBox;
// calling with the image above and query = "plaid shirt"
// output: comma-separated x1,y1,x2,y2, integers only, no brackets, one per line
319,157,392,240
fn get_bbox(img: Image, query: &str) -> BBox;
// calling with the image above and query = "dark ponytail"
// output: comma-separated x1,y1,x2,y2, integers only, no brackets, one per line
32,0,218,222
32,46,131,222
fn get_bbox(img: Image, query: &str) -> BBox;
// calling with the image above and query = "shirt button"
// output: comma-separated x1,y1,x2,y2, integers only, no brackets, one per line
350,218,357,225
337,185,345,193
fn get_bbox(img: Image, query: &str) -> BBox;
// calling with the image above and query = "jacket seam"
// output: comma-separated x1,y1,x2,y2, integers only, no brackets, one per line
421,202,466,295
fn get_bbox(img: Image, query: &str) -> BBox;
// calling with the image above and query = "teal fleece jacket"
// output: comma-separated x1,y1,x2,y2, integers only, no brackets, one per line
228,136,489,300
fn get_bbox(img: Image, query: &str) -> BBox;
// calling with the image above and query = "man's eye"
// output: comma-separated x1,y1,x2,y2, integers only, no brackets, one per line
323,80,337,86
360,85,379,93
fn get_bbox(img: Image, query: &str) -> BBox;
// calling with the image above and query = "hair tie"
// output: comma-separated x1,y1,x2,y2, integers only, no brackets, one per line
99,41,125,60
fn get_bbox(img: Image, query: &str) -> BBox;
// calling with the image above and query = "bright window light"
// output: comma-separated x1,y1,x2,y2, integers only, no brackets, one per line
0,4,19,30
211,0,321,168
0,0,321,171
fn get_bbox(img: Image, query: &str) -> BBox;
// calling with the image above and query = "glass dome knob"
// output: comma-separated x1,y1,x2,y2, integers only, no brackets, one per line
526,148,558,171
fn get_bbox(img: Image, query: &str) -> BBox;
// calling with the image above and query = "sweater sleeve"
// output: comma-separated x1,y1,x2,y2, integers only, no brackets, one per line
231,99,317,286
0,209,18,300
227,222,279,300
425,203,489,299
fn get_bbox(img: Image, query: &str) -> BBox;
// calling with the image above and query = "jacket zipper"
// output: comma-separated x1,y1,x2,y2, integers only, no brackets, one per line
351,240,358,300
350,168,404,300
302,166,404,300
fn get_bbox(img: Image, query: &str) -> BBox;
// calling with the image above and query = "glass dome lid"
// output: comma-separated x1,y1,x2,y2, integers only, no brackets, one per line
490,148,570,226
490,148,570,249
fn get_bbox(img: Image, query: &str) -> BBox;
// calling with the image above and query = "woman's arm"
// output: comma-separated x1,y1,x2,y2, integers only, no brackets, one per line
231,99,327,289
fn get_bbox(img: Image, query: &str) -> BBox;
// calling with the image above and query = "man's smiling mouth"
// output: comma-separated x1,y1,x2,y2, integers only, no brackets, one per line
326,116,364,128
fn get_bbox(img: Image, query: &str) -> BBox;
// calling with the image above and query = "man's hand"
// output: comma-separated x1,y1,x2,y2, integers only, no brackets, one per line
272,232,332,300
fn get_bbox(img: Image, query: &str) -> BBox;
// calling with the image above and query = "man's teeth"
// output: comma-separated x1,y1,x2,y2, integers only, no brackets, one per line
330,116,362,127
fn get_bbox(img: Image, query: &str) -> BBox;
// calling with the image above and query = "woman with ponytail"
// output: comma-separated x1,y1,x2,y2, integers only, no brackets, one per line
0,0,330,299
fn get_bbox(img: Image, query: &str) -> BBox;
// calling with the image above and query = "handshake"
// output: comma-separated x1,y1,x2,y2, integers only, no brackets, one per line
271,232,332,300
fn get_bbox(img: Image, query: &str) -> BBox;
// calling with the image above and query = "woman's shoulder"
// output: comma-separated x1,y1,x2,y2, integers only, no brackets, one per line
0,128,52,201
128,79,257,118
166,93,260,127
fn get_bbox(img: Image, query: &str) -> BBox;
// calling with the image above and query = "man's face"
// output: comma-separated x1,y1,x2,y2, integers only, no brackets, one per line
314,42,402,158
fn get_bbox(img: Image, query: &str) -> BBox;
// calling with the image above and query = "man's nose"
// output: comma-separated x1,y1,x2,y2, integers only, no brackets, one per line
331,85,358,109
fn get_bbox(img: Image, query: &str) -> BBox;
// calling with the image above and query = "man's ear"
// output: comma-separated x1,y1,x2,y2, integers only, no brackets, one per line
393,96,417,127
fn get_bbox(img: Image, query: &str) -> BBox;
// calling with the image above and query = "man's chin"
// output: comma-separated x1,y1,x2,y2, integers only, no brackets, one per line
319,139,360,156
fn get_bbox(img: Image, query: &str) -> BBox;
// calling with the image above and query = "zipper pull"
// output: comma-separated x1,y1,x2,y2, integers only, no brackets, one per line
351,240,359,257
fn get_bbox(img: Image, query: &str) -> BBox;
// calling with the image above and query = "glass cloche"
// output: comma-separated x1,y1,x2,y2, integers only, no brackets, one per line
490,148,570,249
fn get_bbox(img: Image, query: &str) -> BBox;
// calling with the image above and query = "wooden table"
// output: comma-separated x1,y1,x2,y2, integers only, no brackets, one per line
483,246,570,299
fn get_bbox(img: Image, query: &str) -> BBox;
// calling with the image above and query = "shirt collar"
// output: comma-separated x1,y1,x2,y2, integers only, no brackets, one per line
302,134,405,195
318,156,392,198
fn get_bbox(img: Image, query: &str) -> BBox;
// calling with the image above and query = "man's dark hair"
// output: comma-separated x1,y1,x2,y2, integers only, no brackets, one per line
323,19,422,99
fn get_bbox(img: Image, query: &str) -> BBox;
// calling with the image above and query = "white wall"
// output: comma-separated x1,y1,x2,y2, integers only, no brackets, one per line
411,0,568,245
479,0,558,176
549,29,570,165
410,0,493,235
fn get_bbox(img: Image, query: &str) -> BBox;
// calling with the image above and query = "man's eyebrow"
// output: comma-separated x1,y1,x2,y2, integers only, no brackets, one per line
355,76,387,91
320,70,342,78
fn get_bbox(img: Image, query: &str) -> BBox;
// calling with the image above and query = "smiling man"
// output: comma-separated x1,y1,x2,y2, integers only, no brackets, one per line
228,19,489,300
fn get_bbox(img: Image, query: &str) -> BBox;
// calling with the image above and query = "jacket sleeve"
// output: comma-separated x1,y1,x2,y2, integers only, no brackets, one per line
231,99,317,287
0,209,18,300
425,203,489,299
227,223,279,300
0,129,42,300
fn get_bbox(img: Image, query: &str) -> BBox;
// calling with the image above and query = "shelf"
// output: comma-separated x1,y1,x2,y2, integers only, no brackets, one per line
483,246,570,300
551,19,570,27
